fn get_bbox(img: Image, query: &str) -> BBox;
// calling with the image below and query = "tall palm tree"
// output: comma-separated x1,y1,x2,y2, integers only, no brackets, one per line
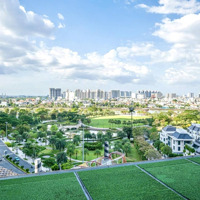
94,149,101,158
56,152,67,170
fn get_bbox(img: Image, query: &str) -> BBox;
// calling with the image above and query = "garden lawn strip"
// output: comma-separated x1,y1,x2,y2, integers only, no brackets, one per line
139,159,200,200
78,165,182,200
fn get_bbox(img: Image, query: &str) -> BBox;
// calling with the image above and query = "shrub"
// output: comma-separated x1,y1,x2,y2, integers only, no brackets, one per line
61,162,73,170
25,169,29,173
21,166,24,169
51,164,59,171
84,142,102,150
4,142,12,147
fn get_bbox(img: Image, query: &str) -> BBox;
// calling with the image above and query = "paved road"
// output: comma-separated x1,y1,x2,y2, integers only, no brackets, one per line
0,140,34,173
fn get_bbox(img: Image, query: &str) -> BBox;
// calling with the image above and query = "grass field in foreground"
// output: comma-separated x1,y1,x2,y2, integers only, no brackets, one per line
89,115,150,128
78,165,182,200
0,173,86,200
139,159,200,200
188,156,200,164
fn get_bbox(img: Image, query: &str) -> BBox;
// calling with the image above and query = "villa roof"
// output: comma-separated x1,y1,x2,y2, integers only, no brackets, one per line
163,125,176,132
172,132,193,140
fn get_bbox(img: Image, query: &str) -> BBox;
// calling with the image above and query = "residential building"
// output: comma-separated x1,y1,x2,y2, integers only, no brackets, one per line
160,126,193,154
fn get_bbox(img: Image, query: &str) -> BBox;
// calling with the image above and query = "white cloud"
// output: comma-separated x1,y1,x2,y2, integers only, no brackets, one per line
154,14,200,45
58,23,65,29
138,0,200,15
58,13,64,20
0,0,55,38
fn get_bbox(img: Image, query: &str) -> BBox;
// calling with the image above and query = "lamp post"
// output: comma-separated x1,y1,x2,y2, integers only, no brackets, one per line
5,122,8,141
129,107,134,139
82,127,84,162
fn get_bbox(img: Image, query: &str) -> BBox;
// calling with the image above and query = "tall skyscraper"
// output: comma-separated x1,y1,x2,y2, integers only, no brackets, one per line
49,88,62,100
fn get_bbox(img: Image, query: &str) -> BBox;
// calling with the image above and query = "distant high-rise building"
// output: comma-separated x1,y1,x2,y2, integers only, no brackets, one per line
111,90,120,99
49,88,61,100
187,92,194,98
166,93,176,99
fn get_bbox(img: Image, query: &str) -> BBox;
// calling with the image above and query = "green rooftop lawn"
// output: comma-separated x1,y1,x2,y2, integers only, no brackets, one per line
188,156,200,164
139,159,200,200
78,165,182,200
0,173,86,200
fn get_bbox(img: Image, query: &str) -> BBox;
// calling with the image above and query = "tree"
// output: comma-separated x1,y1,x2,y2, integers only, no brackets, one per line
43,157,56,170
55,138,66,151
0,130,5,138
161,145,172,156
123,142,131,157
117,131,126,138
85,132,92,141
106,130,112,139
56,152,67,170
48,136,57,150
94,149,101,158
73,135,80,146
50,125,58,134
67,144,75,161
145,149,161,160
97,131,103,140
150,132,159,141
114,141,123,152
123,127,132,139
82,148,89,161
75,149,79,159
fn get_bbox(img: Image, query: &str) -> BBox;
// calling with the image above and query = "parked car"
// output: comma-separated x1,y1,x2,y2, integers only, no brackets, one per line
14,157,20,161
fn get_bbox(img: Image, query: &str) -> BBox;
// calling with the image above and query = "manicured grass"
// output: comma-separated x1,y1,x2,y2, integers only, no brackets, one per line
0,173,86,200
39,148,59,156
78,165,182,200
89,115,150,128
139,159,200,200
126,144,142,162
71,148,104,161
92,115,150,119
188,156,200,164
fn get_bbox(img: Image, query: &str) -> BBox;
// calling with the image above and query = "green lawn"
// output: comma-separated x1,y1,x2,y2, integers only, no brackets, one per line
139,159,200,200
89,115,150,128
126,144,142,162
188,156,200,164
71,148,104,161
0,173,86,200
78,165,182,200
38,148,59,156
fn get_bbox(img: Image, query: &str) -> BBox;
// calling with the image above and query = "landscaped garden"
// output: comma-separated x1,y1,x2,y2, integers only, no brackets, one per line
0,173,86,200
89,115,151,128
139,159,200,200
78,165,182,200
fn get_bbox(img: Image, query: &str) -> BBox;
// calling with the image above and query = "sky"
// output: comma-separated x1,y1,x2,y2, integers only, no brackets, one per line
1,0,200,95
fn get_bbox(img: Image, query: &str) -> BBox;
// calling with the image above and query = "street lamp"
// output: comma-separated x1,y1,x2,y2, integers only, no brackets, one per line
82,127,84,162
129,107,134,140
5,122,8,141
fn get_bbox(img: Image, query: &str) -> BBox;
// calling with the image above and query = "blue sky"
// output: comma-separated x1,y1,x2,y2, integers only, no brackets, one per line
1,0,200,95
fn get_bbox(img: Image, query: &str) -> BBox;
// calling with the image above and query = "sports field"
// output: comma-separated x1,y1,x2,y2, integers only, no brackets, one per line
89,115,151,128
0,173,86,200
139,159,200,200
78,165,182,200
1,157,199,200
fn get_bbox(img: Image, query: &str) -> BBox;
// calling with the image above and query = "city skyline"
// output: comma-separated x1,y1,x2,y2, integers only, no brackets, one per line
1,0,200,95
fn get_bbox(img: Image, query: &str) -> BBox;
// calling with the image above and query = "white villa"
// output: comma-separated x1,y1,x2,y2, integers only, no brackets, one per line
188,124,200,153
160,126,193,154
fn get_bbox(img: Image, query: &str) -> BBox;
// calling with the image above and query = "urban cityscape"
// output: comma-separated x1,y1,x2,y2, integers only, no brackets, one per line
0,0,200,200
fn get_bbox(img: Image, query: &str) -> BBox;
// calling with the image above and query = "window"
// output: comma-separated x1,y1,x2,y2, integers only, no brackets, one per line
173,140,175,144
164,138,165,141
178,147,180,151
178,141,180,145
173,146,175,150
